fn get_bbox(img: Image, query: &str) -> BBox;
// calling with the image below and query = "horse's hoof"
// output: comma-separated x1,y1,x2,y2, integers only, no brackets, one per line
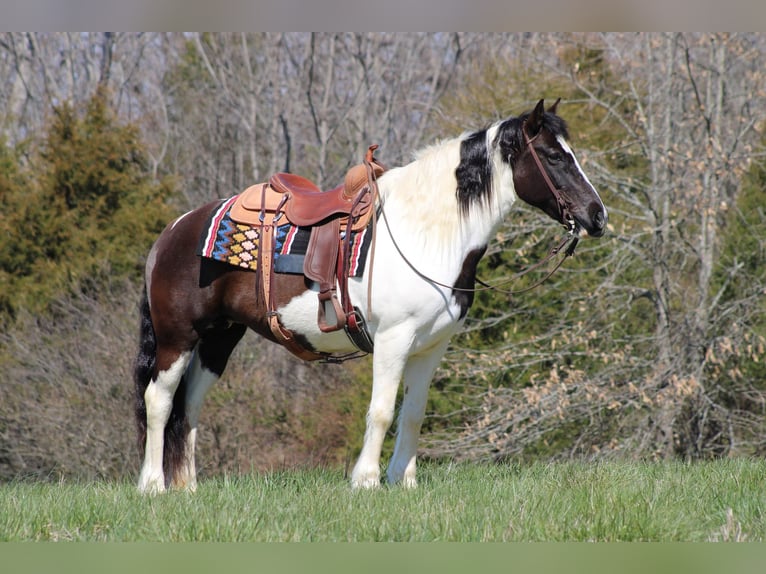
137,475,166,495
400,475,418,489
350,474,381,490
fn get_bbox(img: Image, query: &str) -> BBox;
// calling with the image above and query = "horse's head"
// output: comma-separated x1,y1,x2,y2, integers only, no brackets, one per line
499,99,607,238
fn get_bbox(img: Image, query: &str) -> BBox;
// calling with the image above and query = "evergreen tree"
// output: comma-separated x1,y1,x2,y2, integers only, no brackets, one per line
0,89,174,318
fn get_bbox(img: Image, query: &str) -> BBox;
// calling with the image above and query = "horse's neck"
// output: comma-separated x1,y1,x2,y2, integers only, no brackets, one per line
377,140,516,263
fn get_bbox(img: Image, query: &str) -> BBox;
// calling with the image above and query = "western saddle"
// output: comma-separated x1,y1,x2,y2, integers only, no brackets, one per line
229,145,386,361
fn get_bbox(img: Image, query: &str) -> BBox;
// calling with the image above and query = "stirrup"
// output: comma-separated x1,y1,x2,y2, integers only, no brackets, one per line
316,289,347,333
344,307,374,354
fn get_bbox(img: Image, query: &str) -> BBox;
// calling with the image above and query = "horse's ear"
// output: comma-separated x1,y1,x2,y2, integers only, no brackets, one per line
524,99,546,136
547,98,561,115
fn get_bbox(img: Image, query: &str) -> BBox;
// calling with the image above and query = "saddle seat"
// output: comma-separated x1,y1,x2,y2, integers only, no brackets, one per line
230,160,381,232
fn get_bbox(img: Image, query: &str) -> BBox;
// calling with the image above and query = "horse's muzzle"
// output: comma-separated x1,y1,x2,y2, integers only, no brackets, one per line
576,204,607,238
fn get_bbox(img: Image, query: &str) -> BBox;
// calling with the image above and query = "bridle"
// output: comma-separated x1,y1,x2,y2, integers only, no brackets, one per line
521,122,576,235
374,121,580,298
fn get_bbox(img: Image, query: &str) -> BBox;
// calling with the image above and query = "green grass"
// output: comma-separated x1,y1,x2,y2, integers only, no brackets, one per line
2,459,765,541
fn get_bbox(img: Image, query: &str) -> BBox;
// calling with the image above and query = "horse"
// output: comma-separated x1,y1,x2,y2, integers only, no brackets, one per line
134,99,607,493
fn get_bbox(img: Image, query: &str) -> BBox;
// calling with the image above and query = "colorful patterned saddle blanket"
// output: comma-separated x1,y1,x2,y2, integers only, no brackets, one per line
197,195,372,278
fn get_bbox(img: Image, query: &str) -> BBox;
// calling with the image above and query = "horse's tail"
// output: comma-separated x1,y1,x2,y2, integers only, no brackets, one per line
134,284,188,482
134,284,156,457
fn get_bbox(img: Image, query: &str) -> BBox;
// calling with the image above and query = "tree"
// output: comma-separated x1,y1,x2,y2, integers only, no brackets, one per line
2,34,766,480
424,33,766,462
161,33,463,209
0,88,173,317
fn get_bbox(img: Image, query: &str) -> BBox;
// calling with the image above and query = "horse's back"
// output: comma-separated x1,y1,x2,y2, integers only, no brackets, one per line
147,199,312,344
148,201,219,294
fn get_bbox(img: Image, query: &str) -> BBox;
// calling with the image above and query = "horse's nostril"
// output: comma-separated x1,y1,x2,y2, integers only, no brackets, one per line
595,212,604,228
593,209,606,230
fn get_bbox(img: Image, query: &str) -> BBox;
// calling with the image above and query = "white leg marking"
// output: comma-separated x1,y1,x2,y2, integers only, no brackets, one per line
351,330,411,489
173,350,219,492
138,351,192,494
387,340,450,488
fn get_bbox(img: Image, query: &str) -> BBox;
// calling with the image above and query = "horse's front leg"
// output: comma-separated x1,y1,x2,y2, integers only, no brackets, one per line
350,329,410,489
386,339,450,488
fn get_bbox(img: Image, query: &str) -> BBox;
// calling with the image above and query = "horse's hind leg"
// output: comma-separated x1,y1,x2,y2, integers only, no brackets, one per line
173,324,247,491
138,347,194,494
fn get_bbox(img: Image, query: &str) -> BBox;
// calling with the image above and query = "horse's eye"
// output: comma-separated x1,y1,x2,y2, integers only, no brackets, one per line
548,152,563,163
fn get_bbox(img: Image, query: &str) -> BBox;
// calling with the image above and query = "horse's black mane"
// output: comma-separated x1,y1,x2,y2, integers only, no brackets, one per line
455,129,492,215
496,111,570,162
520,110,570,140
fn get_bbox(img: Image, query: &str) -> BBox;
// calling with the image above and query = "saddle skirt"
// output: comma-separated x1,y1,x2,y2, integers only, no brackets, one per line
197,200,372,277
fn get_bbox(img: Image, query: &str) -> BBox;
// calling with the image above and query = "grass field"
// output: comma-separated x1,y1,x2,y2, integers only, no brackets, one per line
1,459,764,542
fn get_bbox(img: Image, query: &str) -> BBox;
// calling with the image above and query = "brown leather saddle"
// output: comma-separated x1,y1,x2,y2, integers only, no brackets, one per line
229,145,385,360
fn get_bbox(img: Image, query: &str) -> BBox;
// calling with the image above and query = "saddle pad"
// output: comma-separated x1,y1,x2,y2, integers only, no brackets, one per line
197,196,372,277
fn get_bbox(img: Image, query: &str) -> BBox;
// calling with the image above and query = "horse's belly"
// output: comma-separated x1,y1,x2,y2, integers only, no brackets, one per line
278,278,465,356
277,290,359,354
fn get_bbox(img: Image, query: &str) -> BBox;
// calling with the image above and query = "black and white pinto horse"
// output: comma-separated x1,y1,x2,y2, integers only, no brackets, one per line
134,99,607,493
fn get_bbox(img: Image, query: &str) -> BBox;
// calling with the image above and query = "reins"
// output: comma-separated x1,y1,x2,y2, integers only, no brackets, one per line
378,202,578,296
372,122,580,298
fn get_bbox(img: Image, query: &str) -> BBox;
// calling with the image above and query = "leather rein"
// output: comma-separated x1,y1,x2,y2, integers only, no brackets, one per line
376,122,580,297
